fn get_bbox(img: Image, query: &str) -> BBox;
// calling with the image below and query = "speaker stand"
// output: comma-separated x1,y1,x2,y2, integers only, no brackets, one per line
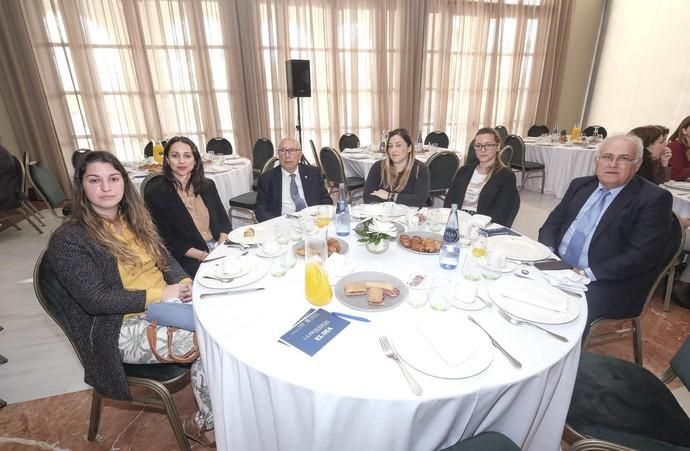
295,97,303,150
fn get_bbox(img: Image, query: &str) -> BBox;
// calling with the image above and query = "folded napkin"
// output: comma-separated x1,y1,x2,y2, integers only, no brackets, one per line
498,279,568,312
325,253,354,285
416,318,477,367
540,269,590,292
370,218,399,237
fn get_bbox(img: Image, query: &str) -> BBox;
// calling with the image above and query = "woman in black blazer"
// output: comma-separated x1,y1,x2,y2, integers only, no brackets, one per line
145,136,232,277
444,127,518,226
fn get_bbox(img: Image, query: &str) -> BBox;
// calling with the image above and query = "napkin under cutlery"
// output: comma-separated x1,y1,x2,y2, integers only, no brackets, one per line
416,319,477,366
498,278,568,312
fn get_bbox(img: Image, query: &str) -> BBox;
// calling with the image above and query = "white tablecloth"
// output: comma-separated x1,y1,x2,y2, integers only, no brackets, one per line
130,158,252,204
523,143,598,198
342,148,464,179
193,215,586,451
662,184,690,218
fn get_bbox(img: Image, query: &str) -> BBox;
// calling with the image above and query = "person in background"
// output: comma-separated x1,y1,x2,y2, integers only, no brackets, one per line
444,127,518,226
538,135,672,331
668,116,690,181
255,137,332,222
363,128,430,207
45,151,215,447
145,136,231,278
629,125,672,185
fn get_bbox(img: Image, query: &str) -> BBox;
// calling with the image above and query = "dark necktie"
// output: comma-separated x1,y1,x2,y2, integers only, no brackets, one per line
290,174,307,211
562,188,610,268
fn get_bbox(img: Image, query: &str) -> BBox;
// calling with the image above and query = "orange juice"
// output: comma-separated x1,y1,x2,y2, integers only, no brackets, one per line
472,246,487,257
314,217,331,228
305,261,332,305
153,142,164,163
571,125,581,142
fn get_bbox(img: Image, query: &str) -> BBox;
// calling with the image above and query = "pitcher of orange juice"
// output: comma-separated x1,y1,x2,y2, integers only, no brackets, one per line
153,141,164,163
571,124,581,142
304,225,332,306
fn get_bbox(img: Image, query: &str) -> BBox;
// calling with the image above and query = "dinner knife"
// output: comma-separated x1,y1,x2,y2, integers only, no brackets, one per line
199,287,265,298
201,255,226,264
468,316,522,369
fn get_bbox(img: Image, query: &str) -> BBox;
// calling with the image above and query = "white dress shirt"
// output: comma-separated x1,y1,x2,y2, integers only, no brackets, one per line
281,167,306,215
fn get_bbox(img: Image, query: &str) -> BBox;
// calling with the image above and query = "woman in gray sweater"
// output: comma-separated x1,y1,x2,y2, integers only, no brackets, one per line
45,151,215,448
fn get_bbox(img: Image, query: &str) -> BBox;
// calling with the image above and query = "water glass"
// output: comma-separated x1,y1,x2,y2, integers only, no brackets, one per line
270,257,287,277
458,222,472,247
281,244,296,269
429,278,453,311
427,209,443,232
463,253,482,281
276,221,289,246
406,289,428,309
288,217,303,241
482,249,506,280
471,229,488,257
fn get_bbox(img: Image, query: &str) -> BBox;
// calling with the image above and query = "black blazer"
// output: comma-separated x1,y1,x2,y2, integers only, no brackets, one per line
145,177,232,277
255,164,332,222
363,160,430,207
538,176,672,321
443,164,518,226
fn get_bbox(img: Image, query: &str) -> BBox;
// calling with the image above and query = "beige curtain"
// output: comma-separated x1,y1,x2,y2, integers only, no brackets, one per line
0,0,71,193
9,0,573,173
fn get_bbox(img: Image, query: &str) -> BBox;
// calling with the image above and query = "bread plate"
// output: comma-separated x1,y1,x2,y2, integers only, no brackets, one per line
334,271,407,312
397,231,443,255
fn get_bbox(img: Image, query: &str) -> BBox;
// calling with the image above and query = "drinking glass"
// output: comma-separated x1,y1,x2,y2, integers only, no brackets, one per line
429,278,452,311
463,253,482,281
471,229,488,257
276,221,289,246
304,226,332,306
315,206,331,228
288,217,303,241
482,248,506,280
270,257,287,277
427,208,443,232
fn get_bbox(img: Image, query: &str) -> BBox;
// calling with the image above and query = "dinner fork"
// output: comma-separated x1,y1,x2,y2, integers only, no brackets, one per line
379,336,422,396
495,308,569,342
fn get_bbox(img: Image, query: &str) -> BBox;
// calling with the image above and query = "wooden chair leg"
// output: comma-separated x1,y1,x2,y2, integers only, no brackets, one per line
87,390,103,441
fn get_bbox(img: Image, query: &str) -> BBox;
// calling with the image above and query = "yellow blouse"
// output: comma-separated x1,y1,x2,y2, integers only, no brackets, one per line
112,222,191,317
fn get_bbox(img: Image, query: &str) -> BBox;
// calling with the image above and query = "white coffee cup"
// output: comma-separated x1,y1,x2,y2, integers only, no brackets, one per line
455,283,477,304
487,249,507,269
217,260,242,277
263,239,280,255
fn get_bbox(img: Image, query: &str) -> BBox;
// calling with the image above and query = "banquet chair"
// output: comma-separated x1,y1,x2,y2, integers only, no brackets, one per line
0,153,44,233
252,138,274,190
71,148,92,171
319,146,364,202
338,133,360,152
206,137,233,155
504,190,520,228
499,145,513,167
33,250,193,451
227,156,278,224
440,431,521,451
20,151,46,221
465,140,478,165
506,134,545,193
583,212,684,365
424,131,450,148
582,125,608,139
426,150,460,203
144,141,154,158
527,124,549,137
26,159,70,220
495,125,509,144
309,139,324,174
140,173,163,197
564,335,690,451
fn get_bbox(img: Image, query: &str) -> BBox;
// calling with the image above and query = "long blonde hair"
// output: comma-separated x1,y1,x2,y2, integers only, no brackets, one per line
71,151,168,268
381,128,416,192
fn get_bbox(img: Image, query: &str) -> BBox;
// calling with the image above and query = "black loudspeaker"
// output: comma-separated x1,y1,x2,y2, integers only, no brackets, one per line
286,59,311,98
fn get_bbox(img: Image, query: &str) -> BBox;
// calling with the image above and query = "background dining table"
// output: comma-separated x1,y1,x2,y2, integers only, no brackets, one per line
129,156,253,203
193,211,587,451
341,146,464,179
522,141,598,198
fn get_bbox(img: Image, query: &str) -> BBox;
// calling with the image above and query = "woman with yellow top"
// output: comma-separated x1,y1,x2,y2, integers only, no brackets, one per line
45,151,215,448
144,136,232,277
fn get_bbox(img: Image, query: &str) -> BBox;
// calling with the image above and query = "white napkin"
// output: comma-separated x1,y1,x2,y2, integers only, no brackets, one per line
325,253,354,285
370,218,398,237
416,318,477,367
498,279,568,312
542,269,590,291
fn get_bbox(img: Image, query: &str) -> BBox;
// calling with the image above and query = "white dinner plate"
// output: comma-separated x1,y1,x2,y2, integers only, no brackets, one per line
196,256,268,290
299,204,335,218
214,261,252,279
488,278,580,324
478,259,516,273
228,225,272,245
334,272,407,312
391,317,494,379
397,231,443,255
487,235,551,262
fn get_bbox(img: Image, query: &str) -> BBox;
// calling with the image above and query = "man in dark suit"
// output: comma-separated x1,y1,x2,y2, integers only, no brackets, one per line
255,137,332,222
539,134,673,326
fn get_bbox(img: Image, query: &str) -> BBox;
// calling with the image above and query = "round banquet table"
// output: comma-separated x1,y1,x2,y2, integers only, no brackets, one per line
193,216,586,451
523,142,598,198
341,147,464,179
130,157,252,204
662,183,690,218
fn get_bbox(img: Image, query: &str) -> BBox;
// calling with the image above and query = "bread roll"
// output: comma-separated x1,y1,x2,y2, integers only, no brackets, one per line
365,281,394,291
344,282,367,296
243,227,255,238
367,287,384,305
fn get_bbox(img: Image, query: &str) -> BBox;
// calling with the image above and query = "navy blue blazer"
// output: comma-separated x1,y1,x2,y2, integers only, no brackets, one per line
255,164,332,222
538,175,672,322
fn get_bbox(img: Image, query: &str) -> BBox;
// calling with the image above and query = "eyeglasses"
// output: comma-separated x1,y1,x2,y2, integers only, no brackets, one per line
277,148,301,155
473,143,498,151
596,154,640,165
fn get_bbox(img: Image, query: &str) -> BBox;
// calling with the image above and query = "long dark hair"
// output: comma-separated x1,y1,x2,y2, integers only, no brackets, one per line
669,116,690,148
381,128,416,192
162,136,207,194
629,126,663,149
72,151,168,268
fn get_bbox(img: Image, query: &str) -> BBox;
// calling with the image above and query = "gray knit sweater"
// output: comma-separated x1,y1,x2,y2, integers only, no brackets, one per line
45,223,189,399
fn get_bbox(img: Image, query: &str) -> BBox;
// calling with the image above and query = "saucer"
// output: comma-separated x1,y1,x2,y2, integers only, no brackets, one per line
213,261,252,279
478,260,516,273
255,247,285,258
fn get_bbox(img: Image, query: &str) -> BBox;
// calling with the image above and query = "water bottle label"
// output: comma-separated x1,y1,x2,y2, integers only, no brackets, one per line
443,228,459,243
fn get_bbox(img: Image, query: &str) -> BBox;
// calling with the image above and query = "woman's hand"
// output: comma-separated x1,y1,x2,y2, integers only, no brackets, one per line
185,247,208,262
217,232,229,247
371,189,389,200
661,147,672,167
161,283,193,303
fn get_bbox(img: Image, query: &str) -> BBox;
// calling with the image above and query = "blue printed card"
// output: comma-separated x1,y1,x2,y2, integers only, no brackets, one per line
279,308,349,356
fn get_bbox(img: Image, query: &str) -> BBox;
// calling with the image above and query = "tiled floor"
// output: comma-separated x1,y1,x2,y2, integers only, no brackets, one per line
1,192,689,450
